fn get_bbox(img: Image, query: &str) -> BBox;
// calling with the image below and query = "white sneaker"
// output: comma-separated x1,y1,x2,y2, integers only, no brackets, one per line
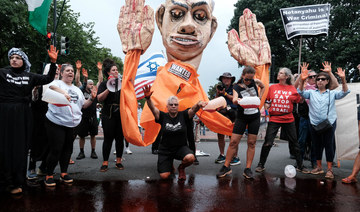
125,147,132,154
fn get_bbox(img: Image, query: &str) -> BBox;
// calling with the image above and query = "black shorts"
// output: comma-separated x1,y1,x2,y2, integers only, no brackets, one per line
218,108,237,123
157,146,194,173
76,116,98,137
232,115,260,135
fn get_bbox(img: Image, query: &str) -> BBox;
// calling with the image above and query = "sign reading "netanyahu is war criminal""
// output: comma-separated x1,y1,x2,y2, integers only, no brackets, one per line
280,4,331,40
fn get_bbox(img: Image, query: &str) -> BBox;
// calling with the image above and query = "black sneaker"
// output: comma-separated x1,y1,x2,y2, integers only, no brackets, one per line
76,152,85,160
243,168,254,179
255,164,265,173
60,175,73,184
100,165,108,172
91,151,98,159
44,177,56,187
116,163,124,170
215,154,226,164
216,165,232,178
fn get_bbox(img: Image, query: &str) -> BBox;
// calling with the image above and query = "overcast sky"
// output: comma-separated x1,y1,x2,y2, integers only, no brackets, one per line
68,0,241,91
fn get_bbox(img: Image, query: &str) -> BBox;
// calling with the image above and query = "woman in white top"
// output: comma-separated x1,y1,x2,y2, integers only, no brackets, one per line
44,64,94,187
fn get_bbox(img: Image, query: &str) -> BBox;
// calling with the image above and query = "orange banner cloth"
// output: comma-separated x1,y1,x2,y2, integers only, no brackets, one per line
120,50,234,146
254,64,270,109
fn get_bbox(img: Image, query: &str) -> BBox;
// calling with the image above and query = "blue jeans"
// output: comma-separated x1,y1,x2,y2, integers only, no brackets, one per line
309,121,337,162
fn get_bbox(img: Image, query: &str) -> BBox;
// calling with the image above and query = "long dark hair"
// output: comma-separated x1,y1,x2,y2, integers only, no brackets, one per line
102,58,117,78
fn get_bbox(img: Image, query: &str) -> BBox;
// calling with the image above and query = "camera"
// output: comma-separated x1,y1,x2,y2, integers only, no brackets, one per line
217,84,225,91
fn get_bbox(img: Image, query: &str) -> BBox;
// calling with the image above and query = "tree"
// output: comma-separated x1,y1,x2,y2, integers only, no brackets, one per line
0,0,123,83
228,0,360,82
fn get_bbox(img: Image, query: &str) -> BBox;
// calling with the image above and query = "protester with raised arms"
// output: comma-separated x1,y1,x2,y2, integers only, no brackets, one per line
0,45,58,194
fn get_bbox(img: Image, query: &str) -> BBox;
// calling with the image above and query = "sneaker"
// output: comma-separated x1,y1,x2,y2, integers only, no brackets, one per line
91,151,98,159
113,151,116,155
325,170,334,179
296,166,310,174
255,164,265,173
37,168,46,176
60,175,73,183
243,168,254,179
44,177,56,187
215,154,226,164
125,147,132,154
100,165,108,172
76,152,85,160
27,169,38,180
230,157,241,166
116,163,124,170
216,165,232,178
311,167,324,175
152,149,159,155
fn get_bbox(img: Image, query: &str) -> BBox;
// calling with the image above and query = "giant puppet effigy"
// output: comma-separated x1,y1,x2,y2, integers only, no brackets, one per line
118,0,271,146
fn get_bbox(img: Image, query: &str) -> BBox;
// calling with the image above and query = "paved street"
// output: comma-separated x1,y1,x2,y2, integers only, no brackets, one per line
1,130,360,211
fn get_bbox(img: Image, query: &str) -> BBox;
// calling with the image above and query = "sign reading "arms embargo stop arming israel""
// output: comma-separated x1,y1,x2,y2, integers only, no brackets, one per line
279,4,330,40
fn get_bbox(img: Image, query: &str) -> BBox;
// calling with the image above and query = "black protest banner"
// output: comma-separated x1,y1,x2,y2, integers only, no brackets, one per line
280,4,330,40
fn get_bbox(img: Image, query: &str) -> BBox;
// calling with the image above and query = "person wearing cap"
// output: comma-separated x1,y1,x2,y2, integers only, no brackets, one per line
0,45,58,194
97,58,125,172
214,72,240,165
74,61,103,160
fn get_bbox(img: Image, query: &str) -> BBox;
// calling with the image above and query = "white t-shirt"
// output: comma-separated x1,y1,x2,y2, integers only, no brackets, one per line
46,80,85,127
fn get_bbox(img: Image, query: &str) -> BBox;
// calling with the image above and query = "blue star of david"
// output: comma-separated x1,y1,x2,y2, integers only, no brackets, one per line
147,61,159,72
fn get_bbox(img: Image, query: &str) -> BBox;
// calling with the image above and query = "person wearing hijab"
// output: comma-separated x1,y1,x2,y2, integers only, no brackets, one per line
0,45,58,194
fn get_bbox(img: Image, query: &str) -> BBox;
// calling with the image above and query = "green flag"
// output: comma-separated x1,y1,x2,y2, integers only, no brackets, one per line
26,0,52,35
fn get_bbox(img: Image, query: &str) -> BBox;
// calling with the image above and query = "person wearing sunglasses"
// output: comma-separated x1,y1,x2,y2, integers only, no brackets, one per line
143,85,207,180
298,62,350,179
294,62,340,169
217,66,265,178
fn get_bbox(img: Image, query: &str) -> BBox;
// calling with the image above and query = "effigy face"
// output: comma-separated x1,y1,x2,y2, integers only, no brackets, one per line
156,0,217,64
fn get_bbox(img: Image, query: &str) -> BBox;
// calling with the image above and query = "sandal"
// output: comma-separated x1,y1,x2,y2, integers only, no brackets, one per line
100,165,108,172
342,177,357,184
69,159,75,164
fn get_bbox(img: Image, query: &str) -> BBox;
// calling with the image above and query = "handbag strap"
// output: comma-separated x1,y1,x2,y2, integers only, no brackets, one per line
326,90,330,117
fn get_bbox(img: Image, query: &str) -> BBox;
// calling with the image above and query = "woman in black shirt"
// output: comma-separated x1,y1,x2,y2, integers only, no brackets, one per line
0,46,57,194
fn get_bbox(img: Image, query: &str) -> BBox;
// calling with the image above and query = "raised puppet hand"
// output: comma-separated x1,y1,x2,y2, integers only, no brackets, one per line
228,9,271,67
76,60,82,70
82,68,88,78
117,0,155,54
336,67,345,78
47,45,58,63
321,61,332,73
300,62,309,80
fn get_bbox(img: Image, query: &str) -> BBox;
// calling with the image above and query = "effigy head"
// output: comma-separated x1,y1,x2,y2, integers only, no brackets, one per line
156,0,217,62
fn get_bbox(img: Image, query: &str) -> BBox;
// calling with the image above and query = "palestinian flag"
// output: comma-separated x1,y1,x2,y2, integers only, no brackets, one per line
25,0,52,35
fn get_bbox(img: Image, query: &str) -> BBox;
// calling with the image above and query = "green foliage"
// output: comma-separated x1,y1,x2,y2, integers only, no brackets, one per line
0,0,123,84
228,0,360,82
207,84,218,100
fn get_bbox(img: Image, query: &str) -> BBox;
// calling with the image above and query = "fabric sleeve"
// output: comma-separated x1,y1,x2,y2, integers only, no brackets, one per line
297,88,310,99
97,81,106,95
155,111,164,124
233,84,242,98
31,63,56,86
334,89,350,100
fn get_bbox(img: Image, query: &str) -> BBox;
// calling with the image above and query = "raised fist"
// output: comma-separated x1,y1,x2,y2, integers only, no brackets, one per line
117,0,155,54
228,9,271,67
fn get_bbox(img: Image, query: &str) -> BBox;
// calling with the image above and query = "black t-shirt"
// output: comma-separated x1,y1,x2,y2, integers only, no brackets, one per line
97,80,120,117
155,109,190,152
234,80,260,118
0,64,56,103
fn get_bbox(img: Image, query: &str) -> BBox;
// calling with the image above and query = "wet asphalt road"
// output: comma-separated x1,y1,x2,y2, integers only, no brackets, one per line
1,138,360,211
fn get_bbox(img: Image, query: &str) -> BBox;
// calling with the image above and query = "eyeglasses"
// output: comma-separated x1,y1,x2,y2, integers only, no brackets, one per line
316,78,327,81
244,78,253,82
169,103,178,106
308,75,317,79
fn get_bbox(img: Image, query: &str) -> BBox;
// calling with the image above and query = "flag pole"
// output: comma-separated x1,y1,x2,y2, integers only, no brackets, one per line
52,0,57,46
297,35,303,74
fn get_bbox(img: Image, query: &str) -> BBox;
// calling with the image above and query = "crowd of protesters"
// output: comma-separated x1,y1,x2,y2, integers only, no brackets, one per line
1,45,359,195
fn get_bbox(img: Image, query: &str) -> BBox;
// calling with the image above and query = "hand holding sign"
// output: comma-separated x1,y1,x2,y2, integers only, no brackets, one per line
117,0,154,54
228,9,271,67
